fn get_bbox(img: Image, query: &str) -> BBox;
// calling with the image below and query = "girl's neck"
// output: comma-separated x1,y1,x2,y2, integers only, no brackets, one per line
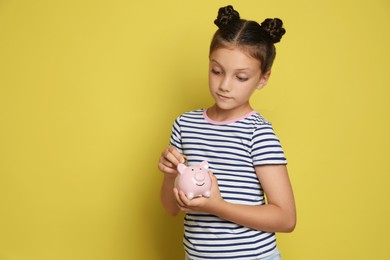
206,104,254,122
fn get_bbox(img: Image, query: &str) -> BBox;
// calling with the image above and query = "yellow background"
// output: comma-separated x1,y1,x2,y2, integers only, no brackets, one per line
0,0,389,259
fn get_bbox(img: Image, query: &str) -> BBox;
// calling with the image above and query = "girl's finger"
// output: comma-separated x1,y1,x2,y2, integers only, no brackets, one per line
159,156,174,168
158,163,177,175
174,188,186,208
166,146,186,165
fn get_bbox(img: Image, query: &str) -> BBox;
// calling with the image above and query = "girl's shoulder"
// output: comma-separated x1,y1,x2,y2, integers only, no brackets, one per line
243,111,272,127
174,109,204,123
180,109,204,117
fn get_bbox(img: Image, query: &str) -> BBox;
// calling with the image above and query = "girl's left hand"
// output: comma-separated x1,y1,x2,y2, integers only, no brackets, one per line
173,172,224,214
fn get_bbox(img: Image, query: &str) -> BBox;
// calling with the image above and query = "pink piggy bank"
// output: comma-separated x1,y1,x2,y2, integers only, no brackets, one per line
176,161,211,200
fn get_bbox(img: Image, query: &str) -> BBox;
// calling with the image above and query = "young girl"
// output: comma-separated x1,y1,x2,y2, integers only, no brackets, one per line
158,5,296,260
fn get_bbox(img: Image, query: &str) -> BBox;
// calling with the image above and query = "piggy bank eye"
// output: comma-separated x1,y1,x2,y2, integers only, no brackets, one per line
191,169,194,171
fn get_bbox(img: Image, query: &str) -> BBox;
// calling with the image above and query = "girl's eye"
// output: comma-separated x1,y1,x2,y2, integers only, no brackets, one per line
237,76,248,82
211,69,222,75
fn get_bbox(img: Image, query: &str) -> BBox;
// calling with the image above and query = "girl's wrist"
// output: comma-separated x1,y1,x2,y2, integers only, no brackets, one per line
208,198,228,216
163,173,177,181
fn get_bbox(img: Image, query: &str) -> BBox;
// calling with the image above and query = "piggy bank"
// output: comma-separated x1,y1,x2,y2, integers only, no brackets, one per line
176,160,211,200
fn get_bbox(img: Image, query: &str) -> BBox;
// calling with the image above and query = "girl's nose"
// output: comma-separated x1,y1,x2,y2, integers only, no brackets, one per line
219,77,231,92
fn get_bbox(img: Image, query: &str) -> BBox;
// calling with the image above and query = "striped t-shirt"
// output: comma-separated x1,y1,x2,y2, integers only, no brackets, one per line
170,109,287,260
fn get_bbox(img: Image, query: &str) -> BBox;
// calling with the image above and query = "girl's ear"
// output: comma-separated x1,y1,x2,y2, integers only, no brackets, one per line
257,70,271,90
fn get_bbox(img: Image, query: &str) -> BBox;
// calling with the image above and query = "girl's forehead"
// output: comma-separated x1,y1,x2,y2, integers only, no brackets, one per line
211,42,256,56
209,47,261,68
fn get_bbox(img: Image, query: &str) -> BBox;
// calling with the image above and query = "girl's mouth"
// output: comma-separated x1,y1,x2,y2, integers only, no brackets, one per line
217,93,231,100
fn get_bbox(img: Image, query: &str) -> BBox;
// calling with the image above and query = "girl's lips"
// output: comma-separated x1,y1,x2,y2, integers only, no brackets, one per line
217,93,231,100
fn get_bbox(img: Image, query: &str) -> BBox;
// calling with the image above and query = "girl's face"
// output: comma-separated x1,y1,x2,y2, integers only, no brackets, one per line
208,47,269,119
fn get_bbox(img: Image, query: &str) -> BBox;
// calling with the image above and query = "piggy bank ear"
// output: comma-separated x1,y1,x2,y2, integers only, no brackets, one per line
177,163,187,174
200,161,209,170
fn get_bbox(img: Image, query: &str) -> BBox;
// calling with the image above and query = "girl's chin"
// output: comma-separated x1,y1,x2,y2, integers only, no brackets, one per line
212,102,234,111
212,104,246,114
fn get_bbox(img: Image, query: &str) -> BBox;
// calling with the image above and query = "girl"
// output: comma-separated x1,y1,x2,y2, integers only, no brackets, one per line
159,5,296,260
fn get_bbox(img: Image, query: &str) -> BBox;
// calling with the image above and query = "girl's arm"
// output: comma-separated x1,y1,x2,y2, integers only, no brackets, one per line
158,146,186,216
160,174,180,216
175,164,296,233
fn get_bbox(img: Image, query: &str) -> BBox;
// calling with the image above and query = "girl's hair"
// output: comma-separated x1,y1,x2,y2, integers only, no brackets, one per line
210,5,286,73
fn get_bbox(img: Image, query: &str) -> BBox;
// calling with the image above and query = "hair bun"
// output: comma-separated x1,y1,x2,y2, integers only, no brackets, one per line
261,18,286,43
214,5,240,29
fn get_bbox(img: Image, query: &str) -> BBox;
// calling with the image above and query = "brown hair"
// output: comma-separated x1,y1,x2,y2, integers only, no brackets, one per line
210,5,286,73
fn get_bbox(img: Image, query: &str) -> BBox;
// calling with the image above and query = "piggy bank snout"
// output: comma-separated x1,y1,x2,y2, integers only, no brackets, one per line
194,172,206,181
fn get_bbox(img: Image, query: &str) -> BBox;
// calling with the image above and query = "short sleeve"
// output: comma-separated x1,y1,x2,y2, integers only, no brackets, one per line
251,123,287,166
169,116,183,153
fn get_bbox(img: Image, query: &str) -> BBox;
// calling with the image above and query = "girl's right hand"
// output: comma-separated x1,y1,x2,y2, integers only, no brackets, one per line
158,145,186,177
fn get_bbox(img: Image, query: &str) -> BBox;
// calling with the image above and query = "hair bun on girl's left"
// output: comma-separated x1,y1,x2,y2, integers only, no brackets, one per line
214,5,240,29
260,18,286,43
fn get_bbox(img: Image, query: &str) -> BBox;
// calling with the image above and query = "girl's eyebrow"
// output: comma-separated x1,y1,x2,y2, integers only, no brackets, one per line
210,59,221,66
210,59,251,72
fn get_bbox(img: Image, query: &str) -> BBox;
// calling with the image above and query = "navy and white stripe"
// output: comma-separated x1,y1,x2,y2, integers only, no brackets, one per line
170,109,286,259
